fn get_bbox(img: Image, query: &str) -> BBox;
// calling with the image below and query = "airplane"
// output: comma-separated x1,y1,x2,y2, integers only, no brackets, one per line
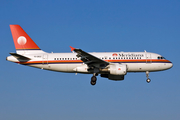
6,25,173,85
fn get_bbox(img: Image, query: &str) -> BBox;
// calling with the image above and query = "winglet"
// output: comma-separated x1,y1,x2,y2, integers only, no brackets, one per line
70,46,75,52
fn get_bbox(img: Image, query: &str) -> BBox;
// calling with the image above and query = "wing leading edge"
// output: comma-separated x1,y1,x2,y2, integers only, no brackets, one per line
70,46,109,69
10,53,31,60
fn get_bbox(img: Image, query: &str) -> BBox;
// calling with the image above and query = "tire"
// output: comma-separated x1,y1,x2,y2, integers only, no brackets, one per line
146,78,151,83
91,76,97,85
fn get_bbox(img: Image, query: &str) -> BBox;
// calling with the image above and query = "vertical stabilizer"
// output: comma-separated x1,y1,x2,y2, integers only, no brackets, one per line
10,25,45,54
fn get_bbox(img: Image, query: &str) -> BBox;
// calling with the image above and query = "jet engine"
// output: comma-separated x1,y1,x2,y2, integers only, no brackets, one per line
108,63,127,75
101,74,125,81
101,63,127,80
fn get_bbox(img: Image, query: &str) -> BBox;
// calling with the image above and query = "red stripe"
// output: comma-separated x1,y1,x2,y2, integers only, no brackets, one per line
17,59,171,64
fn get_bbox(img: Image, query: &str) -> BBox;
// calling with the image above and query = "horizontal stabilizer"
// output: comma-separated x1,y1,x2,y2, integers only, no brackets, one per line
10,53,31,60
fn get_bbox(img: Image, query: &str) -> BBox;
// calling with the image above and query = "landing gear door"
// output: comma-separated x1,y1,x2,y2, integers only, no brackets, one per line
43,54,48,65
146,53,152,64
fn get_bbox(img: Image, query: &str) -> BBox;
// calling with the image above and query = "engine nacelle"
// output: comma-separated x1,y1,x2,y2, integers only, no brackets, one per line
101,74,124,81
108,63,127,75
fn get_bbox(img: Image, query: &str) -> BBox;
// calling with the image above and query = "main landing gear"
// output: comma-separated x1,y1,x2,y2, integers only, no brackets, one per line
146,71,151,83
90,73,98,85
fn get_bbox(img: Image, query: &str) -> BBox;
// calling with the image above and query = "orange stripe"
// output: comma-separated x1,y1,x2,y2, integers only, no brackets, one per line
17,59,171,64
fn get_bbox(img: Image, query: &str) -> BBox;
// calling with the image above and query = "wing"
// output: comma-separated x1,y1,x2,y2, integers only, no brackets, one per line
70,46,109,69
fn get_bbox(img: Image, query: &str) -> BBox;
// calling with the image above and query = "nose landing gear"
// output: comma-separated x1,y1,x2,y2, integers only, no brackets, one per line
146,78,151,83
146,71,151,83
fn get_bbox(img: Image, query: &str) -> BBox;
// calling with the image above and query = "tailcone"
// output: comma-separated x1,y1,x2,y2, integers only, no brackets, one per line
6,56,19,62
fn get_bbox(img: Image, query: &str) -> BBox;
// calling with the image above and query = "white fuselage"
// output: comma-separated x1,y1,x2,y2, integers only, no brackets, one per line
7,51,173,74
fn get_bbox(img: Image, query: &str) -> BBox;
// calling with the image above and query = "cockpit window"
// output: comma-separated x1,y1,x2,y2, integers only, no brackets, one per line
158,56,166,59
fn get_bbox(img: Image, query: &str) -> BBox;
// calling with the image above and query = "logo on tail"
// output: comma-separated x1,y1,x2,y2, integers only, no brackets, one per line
17,36,27,45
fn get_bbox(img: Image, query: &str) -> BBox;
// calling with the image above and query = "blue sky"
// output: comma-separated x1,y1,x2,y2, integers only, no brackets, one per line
1,0,180,120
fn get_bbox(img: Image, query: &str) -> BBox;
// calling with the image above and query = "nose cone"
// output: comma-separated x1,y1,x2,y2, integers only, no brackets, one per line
169,62,173,69
166,60,173,70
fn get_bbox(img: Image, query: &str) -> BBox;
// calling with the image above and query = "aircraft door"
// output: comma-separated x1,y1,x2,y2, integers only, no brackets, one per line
146,53,152,64
43,54,48,65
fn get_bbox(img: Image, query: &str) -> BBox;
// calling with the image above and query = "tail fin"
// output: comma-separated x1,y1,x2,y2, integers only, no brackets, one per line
10,25,45,54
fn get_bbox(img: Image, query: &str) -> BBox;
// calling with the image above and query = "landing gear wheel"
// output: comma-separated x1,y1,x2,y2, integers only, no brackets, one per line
146,78,151,83
91,76,97,85
146,71,151,83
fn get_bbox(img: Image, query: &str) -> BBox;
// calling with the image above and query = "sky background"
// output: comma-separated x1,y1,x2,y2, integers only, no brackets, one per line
0,0,180,120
